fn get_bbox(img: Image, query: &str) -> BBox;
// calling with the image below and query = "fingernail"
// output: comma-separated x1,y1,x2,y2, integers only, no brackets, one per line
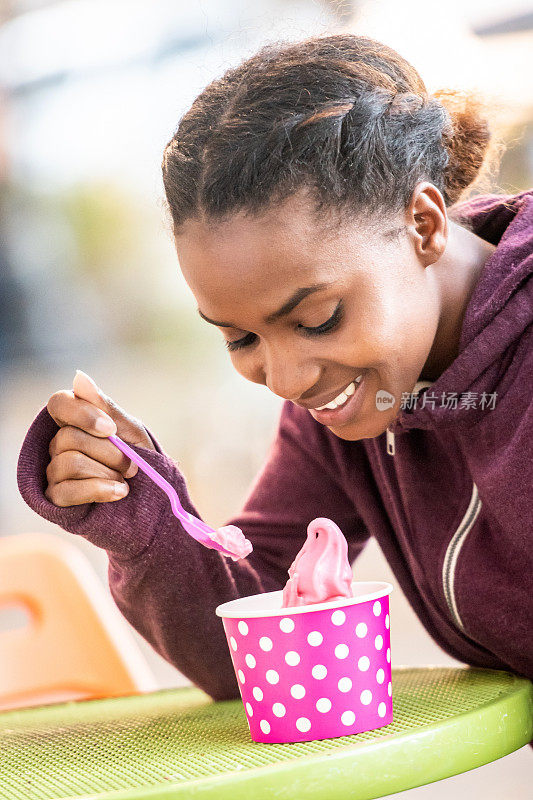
75,369,100,390
95,415,117,435
124,463,138,479
114,483,129,497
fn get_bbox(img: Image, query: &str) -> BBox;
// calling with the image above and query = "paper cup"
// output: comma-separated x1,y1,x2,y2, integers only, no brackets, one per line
216,581,393,743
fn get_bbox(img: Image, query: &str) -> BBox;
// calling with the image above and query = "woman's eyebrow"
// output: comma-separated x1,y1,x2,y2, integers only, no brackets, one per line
197,282,332,328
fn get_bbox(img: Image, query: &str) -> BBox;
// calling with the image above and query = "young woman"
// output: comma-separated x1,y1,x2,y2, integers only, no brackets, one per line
18,34,532,700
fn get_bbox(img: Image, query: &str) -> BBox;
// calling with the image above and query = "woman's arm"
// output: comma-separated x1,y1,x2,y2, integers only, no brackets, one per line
17,401,369,699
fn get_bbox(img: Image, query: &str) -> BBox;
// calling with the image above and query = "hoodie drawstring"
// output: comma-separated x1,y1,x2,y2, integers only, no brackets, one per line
385,380,434,457
386,426,396,456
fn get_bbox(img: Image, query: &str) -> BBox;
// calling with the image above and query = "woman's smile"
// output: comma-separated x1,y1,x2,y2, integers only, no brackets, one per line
306,372,368,426
302,375,363,411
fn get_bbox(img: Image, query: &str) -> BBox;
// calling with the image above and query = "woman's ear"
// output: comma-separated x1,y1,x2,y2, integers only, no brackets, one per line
407,181,448,267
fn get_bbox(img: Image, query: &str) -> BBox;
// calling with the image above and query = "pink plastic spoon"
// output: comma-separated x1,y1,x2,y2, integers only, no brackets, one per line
108,434,252,561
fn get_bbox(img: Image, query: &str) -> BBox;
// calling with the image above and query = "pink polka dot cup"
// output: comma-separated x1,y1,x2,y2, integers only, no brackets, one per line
216,581,393,743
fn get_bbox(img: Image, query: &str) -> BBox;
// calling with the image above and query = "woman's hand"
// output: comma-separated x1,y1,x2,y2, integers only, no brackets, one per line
45,370,155,507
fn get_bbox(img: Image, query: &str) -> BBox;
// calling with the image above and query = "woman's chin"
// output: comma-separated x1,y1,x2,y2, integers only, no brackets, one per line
327,412,392,442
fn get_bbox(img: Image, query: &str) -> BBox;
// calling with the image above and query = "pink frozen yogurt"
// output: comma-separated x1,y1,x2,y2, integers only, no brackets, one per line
210,525,253,561
282,517,353,607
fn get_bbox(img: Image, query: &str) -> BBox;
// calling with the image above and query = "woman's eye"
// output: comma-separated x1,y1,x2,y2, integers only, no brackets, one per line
299,301,343,336
224,301,343,353
224,332,257,352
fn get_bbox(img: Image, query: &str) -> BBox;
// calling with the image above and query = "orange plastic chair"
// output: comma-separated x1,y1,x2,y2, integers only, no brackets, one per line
0,531,158,712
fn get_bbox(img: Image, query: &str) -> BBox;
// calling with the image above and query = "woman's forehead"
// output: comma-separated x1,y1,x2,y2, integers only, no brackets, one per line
175,205,341,302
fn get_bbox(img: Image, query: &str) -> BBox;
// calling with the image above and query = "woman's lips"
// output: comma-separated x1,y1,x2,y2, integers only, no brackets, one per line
309,373,367,425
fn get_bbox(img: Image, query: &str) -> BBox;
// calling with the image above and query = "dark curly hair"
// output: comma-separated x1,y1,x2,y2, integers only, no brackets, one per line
162,33,495,231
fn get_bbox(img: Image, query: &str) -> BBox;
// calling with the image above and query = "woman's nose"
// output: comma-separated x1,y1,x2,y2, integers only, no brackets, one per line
263,347,320,402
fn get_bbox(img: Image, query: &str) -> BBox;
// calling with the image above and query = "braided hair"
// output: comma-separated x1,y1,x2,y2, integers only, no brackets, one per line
162,34,494,231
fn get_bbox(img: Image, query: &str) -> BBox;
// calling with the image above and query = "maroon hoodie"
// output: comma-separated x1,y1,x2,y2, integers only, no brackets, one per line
17,190,533,701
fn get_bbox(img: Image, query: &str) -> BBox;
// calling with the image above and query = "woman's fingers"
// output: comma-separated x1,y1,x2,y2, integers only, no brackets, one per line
47,390,116,437
45,477,129,507
72,371,155,451
48,426,138,478
47,373,155,453
46,450,125,487
43,374,158,509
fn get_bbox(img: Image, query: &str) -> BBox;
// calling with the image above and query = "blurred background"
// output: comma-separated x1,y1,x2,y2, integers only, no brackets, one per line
1,1,531,795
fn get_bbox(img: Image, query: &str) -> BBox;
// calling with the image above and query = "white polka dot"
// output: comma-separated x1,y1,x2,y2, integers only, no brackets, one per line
280,617,295,633
296,717,311,732
259,636,273,651
230,636,237,651
307,631,323,646
335,643,349,659
373,601,382,616
378,702,387,718
388,682,392,697
341,710,356,726
385,614,390,629
245,702,253,716
260,719,270,734
245,654,256,668
237,670,245,684
252,686,263,701
386,648,391,663
356,622,367,638
360,689,372,705
266,669,279,685
376,668,385,684
290,684,306,699
312,664,328,680
358,656,370,672
331,610,346,626
316,697,332,713
272,702,286,717
238,621,248,636
285,650,300,666
375,635,383,650
338,677,352,693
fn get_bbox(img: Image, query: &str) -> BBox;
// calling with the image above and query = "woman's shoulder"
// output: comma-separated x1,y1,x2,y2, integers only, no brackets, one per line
450,187,533,215
449,188,533,241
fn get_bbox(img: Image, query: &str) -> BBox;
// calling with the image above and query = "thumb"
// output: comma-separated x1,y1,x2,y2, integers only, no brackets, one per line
72,370,154,451
72,369,107,410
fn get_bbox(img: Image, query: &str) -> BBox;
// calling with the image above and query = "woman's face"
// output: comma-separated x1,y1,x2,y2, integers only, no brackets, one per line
174,192,441,441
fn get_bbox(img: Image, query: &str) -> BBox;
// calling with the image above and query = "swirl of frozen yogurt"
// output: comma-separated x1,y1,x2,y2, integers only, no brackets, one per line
282,518,353,607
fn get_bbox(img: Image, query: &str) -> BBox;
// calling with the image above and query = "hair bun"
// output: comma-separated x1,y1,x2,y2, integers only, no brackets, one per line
433,89,492,206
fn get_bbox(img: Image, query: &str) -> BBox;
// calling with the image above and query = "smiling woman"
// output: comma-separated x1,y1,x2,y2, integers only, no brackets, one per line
17,32,533,712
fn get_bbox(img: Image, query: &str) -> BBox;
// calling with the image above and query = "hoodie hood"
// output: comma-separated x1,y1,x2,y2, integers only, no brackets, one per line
389,190,533,435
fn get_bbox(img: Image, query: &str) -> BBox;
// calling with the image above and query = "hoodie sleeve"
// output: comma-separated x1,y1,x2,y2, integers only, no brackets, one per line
17,402,369,700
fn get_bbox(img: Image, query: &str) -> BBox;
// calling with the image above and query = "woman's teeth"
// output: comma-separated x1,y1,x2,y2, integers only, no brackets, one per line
314,375,363,411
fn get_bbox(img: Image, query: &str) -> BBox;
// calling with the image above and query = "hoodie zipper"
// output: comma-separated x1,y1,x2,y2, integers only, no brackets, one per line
386,426,395,455
442,482,482,633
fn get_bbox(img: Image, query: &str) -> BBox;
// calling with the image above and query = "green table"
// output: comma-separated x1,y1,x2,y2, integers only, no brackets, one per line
0,667,531,800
